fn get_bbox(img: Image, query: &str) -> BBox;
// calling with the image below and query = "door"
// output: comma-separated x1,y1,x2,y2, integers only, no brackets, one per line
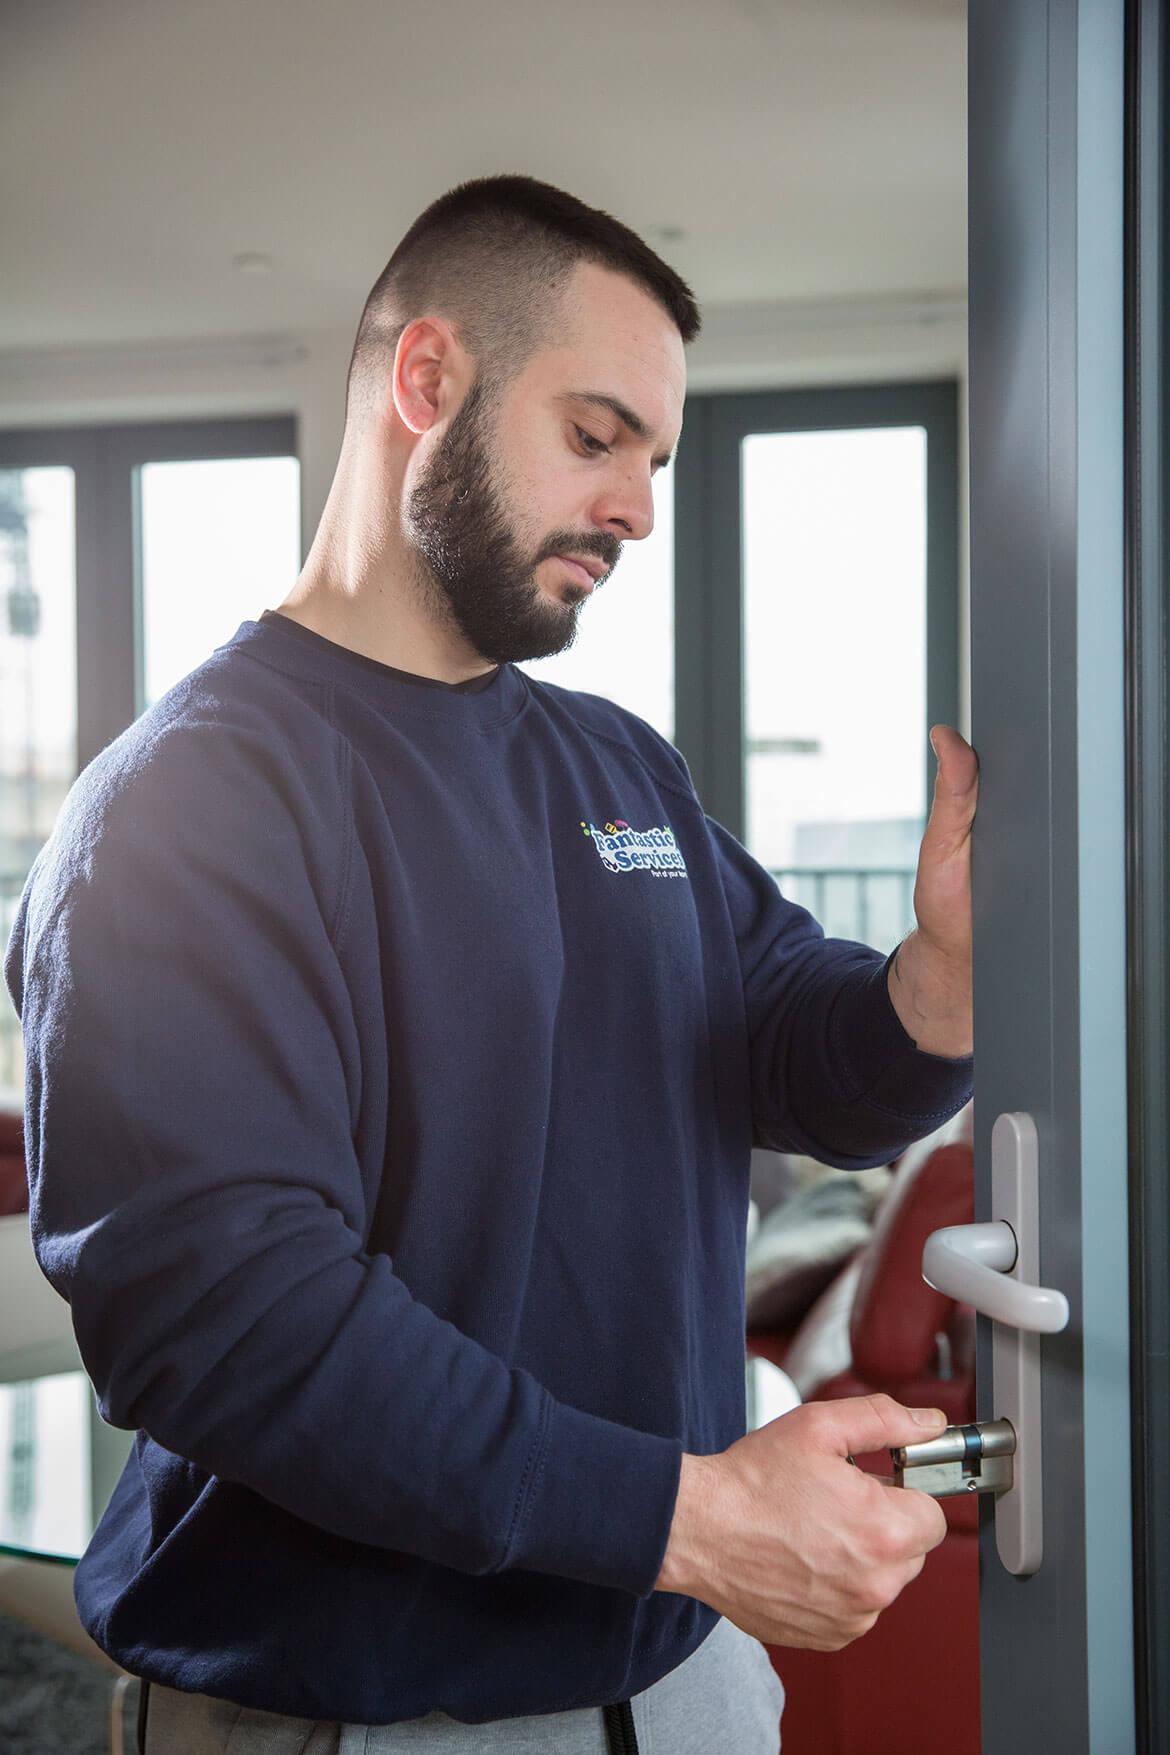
968,0,1155,1746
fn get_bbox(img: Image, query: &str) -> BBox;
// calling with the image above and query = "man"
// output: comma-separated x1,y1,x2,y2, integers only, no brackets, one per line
3,174,975,1754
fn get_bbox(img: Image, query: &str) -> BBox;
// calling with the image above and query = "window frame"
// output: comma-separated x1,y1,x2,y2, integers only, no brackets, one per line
0,416,298,768
1,390,958,812
672,379,961,840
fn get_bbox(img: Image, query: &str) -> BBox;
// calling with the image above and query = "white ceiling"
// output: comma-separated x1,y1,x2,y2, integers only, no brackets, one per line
0,0,966,355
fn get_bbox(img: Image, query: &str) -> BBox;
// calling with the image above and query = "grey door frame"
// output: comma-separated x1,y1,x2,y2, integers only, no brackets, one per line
1124,0,1169,1747
970,1,1135,1749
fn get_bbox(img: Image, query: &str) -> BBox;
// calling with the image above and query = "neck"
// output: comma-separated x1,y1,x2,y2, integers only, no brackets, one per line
275,437,498,687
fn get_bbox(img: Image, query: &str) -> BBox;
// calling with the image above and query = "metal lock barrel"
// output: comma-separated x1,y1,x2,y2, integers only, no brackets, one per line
891,1418,1017,1498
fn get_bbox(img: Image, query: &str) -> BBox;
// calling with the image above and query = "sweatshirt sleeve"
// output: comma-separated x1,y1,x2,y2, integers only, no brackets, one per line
704,812,973,1169
2,709,682,1600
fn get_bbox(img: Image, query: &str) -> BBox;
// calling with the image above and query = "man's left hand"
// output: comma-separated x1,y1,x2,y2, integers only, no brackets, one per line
886,725,978,1059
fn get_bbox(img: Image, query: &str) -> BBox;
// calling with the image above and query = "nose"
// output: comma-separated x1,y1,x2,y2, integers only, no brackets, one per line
591,468,656,545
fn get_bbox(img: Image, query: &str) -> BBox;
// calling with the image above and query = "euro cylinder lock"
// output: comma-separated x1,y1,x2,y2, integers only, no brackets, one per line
891,1418,1016,1498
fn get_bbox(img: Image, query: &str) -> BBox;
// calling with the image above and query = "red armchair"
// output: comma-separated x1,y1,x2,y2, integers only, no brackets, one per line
746,1106,979,1755
0,1104,28,1217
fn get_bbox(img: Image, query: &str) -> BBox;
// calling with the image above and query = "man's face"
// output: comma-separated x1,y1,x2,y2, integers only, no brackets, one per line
403,262,686,665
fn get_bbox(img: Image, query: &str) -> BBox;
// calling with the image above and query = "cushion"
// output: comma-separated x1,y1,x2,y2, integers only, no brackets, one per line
744,1166,889,1329
849,1105,974,1387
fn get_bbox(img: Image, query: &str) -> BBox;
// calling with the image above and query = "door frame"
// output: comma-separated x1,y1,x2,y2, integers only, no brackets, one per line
1124,0,1170,1747
969,0,1136,1748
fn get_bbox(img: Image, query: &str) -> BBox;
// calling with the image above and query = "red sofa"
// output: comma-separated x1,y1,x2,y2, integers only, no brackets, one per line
746,1108,979,1755
0,1104,27,1216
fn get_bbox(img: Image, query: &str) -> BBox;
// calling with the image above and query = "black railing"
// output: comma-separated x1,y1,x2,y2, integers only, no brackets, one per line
769,866,916,948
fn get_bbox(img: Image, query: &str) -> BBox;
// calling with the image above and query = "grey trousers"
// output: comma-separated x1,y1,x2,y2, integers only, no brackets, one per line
142,1613,785,1754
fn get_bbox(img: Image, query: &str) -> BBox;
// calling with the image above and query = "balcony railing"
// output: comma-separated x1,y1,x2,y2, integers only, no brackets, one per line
768,866,916,951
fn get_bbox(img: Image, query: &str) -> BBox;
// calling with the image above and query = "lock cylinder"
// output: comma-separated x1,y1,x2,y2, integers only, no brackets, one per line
891,1417,1016,1498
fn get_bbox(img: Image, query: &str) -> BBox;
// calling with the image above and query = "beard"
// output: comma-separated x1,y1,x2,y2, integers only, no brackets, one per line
402,372,617,665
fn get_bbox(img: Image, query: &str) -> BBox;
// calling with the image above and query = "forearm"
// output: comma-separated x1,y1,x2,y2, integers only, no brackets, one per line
886,927,973,1059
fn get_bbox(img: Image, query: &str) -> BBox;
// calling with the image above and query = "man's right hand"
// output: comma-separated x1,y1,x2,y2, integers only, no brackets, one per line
654,1395,949,1651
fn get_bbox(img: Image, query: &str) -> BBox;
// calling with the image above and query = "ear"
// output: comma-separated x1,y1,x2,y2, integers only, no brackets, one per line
392,316,464,438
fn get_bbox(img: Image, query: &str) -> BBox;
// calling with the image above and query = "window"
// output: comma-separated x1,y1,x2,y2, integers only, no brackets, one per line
139,454,301,709
0,466,77,1093
673,382,959,953
742,425,928,948
0,417,298,1098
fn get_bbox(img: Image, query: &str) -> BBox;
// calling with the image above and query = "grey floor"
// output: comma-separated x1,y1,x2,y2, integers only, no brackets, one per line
0,1608,117,1755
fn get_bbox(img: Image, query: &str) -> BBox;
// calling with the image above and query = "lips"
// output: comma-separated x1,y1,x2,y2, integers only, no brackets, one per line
552,554,605,589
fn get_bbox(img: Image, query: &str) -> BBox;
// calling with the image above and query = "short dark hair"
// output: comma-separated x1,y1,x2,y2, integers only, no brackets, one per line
344,173,701,427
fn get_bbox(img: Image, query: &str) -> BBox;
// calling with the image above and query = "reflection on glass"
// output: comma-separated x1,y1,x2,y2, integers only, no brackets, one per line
0,468,78,1095
139,456,301,710
518,466,674,740
742,427,927,952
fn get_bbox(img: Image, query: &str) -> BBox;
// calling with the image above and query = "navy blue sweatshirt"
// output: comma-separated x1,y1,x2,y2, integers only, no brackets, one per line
3,611,973,1725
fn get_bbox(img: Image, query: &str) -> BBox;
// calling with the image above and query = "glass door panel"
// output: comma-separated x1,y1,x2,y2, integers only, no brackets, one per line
0,1372,91,1562
742,426,927,951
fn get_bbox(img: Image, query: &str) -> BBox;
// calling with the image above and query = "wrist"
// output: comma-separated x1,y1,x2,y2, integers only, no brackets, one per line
887,930,973,1059
654,1452,720,1596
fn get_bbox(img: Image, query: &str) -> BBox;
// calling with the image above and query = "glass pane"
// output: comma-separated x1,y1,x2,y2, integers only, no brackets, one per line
742,427,927,952
0,1373,90,1562
518,466,674,740
139,455,301,710
0,467,78,1097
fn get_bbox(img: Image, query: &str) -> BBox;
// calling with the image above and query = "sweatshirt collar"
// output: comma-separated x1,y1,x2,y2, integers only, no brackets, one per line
223,612,529,729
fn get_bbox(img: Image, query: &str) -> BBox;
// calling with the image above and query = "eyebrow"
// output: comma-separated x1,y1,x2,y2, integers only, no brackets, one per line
555,389,677,470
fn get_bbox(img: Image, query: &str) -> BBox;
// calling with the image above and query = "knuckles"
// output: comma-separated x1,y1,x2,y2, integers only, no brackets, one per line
866,1516,913,1567
793,1401,834,1444
814,1611,880,1651
863,1392,905,1436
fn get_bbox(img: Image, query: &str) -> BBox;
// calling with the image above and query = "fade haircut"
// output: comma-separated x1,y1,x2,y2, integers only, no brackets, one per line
344,173,701,429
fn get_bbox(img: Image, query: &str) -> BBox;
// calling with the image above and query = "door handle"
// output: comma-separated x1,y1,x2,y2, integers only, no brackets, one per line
921,1112,1066,1576
922,1220,1070,1332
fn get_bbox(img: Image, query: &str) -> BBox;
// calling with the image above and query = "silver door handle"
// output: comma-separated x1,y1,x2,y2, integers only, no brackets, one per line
921,1112,1067,1577
922,1220,1070,1333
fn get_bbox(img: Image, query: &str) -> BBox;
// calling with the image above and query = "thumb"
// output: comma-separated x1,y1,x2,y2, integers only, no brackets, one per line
814,1394,948,1459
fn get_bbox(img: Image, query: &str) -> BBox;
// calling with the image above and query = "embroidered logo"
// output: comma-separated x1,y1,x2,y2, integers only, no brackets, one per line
579,817,689,878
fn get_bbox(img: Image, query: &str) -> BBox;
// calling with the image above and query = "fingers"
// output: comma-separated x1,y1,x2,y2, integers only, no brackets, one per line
802,1393,948,1461
791,1398,949,1557
803,1610,881,1652
874,1475,949,1552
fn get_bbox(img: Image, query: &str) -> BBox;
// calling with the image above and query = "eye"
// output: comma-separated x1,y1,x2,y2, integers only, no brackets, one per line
573,425,612,458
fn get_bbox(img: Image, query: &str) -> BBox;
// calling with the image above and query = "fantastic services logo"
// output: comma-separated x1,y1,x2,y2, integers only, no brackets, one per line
580,816,689,877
